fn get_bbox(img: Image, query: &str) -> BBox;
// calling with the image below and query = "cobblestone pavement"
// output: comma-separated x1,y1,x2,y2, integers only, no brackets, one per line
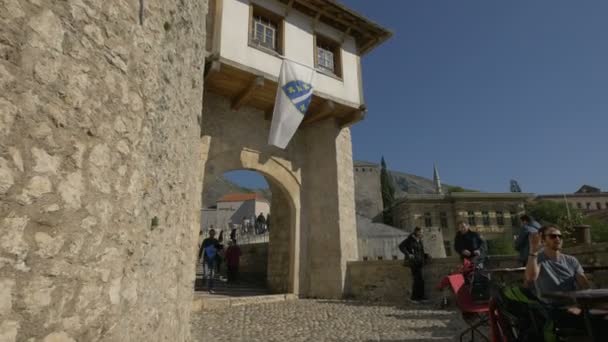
191,299,470,342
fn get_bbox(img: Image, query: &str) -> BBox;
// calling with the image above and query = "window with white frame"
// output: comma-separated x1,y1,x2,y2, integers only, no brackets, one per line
252,14,278,51
317,45,334,72
315,35,342,77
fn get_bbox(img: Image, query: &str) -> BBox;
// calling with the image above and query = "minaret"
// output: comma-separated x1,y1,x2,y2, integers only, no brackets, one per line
433,163,442,194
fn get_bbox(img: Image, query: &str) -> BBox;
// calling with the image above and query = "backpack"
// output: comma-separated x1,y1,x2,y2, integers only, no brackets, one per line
204,244,217,259
469,269,491,302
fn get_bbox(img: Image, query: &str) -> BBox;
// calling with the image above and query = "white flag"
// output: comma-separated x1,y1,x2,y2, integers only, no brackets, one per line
268,60,315,149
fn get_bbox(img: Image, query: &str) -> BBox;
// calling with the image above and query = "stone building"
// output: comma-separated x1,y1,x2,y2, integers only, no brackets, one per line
538,185,608,212
356,214,408,261
391,192,533,256
0,0,390,340
200,192,270,232
353,160,383,218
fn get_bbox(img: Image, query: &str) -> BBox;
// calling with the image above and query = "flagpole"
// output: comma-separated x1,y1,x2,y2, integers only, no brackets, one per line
276,54,315,71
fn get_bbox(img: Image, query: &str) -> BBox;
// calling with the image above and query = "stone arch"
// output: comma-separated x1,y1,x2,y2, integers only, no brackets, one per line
202,147,302,294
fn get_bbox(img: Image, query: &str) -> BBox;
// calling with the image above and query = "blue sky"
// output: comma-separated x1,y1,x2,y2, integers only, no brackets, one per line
226,0,607,194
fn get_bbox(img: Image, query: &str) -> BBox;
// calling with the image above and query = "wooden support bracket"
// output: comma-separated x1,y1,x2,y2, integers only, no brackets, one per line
265,106,274,121
337,106,366,128
231,76,264,111
204,60,221,83
302,100,335,125
285,0,295,16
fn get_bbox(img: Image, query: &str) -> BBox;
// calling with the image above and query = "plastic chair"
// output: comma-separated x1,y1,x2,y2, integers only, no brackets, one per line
444,273,490,342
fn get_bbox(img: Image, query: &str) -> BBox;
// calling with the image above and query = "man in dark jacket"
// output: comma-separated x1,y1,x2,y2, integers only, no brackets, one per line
398,227,430,302
454,221,487,267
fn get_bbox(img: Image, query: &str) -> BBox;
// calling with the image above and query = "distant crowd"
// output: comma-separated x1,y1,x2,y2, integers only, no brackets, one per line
197,212,269,293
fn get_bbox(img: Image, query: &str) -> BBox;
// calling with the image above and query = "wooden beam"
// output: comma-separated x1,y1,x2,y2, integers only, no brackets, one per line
358,36,379,55
285,0,295,16
302,100,335,125
294,0,366,36
231,76,264,111
264,106,274,121
338,106,366,128
204,60,221,82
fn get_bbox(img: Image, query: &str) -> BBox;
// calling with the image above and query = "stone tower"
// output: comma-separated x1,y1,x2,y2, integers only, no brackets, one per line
353,161,383,218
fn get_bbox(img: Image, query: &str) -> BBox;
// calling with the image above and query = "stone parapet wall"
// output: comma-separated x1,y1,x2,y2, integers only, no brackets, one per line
346,243,608,303
0,1,207,341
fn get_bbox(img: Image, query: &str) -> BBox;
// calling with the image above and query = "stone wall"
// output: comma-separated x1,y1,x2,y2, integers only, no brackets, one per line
236,243,268,284
346,243,608,303
301,120,358,298
0,1,207,341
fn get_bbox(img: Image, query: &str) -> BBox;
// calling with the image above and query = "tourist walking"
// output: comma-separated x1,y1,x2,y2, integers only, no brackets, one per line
399,227,430,302
241,216,249,234
514,214,541,266
200,229,221,293
266,213,271,232
215,230,225,275
225,239,242,283
256,212,266,234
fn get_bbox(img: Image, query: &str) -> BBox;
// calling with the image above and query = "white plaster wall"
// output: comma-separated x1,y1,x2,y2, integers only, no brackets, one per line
218,0,363,105
255,200,270,217
201,209,217,231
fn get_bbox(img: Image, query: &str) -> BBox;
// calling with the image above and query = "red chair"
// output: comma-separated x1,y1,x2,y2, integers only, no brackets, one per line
442,273,490,342
488,297,508,342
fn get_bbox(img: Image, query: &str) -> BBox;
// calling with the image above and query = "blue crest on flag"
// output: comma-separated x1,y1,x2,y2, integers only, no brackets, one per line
282,80,313,115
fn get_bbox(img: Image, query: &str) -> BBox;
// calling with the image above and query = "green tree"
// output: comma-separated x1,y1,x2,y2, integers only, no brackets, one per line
380,156,395,224
525,200,583,244
585,217,608,242
487,237,516,255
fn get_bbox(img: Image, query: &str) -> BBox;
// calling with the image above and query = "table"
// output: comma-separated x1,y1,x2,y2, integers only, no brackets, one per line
486,267,525,284
544,289,608,342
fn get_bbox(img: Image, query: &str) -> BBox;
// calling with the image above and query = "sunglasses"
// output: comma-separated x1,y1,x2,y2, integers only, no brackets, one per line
546,233,562,240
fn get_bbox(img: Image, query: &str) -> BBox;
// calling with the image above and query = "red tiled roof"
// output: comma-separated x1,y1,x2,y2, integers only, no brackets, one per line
217,193,267,203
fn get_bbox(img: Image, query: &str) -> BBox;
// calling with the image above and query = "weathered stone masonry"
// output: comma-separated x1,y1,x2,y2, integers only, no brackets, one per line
1,1,207,341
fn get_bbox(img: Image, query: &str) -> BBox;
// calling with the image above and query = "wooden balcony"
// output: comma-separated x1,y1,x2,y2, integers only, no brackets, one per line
204,57,366,128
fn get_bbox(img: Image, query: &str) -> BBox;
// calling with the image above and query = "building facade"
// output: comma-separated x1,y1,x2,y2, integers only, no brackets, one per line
537,185,608,212
391,192,533,256
201,193,270,232
202,0,391,298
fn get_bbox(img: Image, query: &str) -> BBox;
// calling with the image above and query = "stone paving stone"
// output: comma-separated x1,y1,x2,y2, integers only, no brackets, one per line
191,299,470,342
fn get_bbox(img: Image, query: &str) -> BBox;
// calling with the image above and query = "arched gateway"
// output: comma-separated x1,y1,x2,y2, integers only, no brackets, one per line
201,93,356,298
1,0,389,340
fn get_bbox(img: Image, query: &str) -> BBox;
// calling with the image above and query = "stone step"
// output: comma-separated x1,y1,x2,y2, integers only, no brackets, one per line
191,293,298,312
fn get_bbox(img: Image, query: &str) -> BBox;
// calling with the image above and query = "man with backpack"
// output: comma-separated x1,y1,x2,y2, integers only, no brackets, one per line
200,229,221,293
399,227,430,303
